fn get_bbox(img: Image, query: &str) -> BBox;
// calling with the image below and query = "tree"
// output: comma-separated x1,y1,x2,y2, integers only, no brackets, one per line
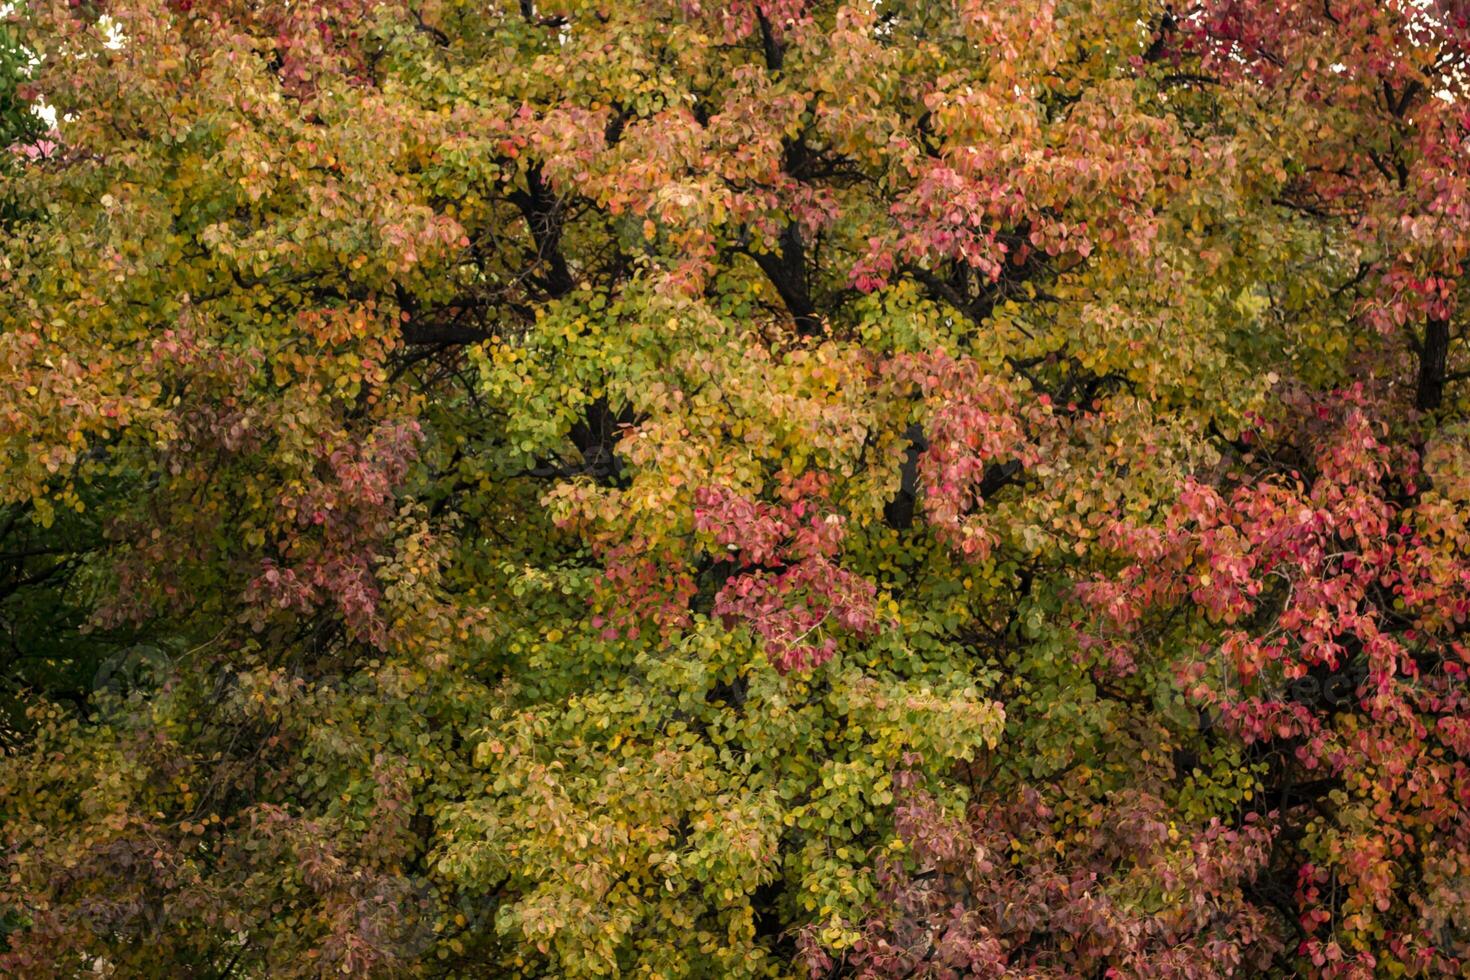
0,1,1465,977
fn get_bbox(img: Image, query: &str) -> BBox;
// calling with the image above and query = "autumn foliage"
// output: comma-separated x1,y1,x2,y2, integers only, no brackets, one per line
1,0,1470,976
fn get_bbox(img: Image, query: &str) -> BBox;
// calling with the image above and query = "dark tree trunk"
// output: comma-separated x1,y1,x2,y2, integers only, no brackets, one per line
751,223,821,337
1416,317,1450,412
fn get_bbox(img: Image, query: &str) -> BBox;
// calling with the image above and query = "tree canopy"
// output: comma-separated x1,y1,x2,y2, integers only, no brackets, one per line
2,1,1469,977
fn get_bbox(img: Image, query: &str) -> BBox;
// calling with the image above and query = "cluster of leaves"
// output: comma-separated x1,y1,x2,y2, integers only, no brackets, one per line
1080,388,1470,975
0,0,1467,977
801,779,1280,977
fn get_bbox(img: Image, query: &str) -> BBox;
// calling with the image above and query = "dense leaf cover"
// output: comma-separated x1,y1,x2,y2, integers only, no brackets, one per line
1,0,1469,976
